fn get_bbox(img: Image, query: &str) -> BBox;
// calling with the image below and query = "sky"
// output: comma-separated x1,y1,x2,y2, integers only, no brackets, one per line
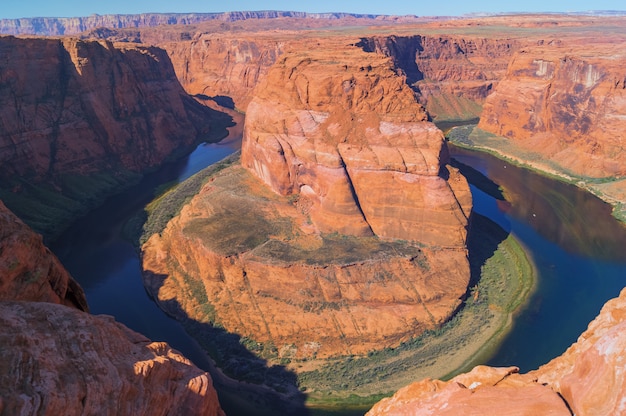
1,0,624,19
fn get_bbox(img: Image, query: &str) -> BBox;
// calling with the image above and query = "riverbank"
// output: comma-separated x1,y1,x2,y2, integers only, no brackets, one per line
447,125,626,224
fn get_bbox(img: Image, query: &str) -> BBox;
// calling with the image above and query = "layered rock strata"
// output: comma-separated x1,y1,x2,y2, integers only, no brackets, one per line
368,287,626,415
478,41,626,179
0,36,213,180
242,44,472,246
0,200,223,415
0,35,221,236
358,35,519,121
0,301,224,416
161,34,286,111
143,42,472,360
0,11,421,36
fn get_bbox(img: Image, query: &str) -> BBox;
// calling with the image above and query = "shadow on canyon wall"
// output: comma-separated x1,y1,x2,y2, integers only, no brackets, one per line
144,271,310,416
451,159,509,291
194,94,236,110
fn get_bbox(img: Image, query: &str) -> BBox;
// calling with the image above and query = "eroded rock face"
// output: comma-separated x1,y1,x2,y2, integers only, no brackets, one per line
0,301,223,416
242,45,471,247
0,12,417,36
143,166,470,359
143,41,471,360
0,35,222,237
0,36,212,180
478,41,626,178
0,200,87,310
368,287,626,416
162,35,285,111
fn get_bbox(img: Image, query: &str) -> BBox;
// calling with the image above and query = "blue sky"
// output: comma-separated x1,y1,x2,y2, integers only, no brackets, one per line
1,0,624,19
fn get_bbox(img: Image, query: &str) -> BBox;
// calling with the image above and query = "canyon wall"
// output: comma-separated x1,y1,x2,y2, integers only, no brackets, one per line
159,32,518,119
0,35,224,237
367,286,626,415
0,200,223,416
478,41,626,179
160,34,286,111
357,35,519,121
142,39,472,361
242,42,471,246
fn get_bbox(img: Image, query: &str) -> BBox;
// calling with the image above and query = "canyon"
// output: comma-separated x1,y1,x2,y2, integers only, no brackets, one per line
0,11,625,415
142,38,472,361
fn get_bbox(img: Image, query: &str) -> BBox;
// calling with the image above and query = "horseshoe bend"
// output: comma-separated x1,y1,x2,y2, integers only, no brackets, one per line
142,42,473,361
0,9,625,416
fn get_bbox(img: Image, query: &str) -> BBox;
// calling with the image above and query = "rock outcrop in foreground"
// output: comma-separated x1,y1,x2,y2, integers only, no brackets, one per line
0,302,223,416
0,200,87,310
0,201,223,415
368,287,626,415
143,39,471,360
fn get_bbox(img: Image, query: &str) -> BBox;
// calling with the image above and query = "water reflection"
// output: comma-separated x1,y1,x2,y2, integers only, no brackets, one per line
450,144,626,371
451,146,626,260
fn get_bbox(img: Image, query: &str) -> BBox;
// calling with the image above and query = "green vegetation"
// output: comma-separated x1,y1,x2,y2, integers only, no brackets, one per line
0,170,141,241
138,152,239,246
252,235,426,267
421,89,483,123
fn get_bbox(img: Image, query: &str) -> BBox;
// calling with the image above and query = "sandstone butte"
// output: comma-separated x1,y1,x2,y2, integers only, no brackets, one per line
142,37,473,360
0,200,223,416
367,286,626,416
0,35,226,239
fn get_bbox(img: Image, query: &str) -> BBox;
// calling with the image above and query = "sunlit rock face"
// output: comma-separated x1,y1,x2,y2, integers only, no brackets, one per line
478,41,626,179
0,301,224,416
368,287,626,416
143,40,472,360
242,44,471,247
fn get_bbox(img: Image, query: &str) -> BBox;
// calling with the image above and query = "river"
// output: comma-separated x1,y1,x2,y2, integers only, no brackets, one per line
50,128,626,410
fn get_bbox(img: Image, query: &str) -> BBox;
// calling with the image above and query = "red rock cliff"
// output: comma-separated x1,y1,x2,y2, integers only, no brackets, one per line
0,200,87,310
0,36,213,180
357,35,519,121
0,35,223,237
161,34,285,110
242,42,471,247
478,40,626,179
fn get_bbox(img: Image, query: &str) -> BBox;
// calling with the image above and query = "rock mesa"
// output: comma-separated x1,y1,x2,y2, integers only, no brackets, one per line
143,41,471,360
